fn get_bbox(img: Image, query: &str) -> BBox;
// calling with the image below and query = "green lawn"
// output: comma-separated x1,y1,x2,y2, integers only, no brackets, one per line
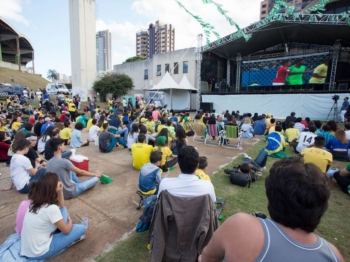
97,141,350,262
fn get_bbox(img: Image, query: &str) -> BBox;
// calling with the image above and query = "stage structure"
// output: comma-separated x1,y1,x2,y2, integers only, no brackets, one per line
200,13,350,93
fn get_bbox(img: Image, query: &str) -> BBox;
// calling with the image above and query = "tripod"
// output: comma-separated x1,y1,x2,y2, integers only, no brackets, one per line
326,101,339,122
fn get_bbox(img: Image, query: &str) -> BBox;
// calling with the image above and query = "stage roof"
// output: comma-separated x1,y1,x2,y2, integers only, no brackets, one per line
0,16,34,65
203,14,350,59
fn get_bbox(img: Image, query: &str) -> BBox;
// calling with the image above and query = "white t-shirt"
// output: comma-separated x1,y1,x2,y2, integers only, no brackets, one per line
296,132,317,153
38,136,50,153
21,204,63,257
345,130,350,141
158,174,216,202
36,91,42,99
127,132,139,149
10,154,32,190
95,113,100,121
23,90,28,97
89,125,100,141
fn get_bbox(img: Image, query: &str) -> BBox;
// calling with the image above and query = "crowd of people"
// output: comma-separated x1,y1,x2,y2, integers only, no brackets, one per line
0,91,348,261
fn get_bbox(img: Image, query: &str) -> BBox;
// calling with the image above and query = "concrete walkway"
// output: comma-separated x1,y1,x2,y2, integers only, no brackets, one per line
0,132,261,261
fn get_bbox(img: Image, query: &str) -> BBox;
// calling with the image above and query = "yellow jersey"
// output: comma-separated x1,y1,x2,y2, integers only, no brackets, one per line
86,118,93,131
309,64,328,84
131,143,154,170
68,102,76,112
60,127,72,139
300,147,332,173
195,169,211,181
11,122,22,131
153,146,172,166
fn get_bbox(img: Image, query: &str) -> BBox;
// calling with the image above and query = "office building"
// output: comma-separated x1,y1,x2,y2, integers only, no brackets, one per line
260,0,314,19
96,30,112,71
136,20,175,59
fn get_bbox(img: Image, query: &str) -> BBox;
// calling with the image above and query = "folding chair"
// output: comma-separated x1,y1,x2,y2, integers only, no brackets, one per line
205,124,220,146
220,125,242,149
193,120,206,143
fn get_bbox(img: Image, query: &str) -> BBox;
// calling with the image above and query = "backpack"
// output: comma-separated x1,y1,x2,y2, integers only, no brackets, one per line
265,132,281,151
230,171,251,188
30,92,34,99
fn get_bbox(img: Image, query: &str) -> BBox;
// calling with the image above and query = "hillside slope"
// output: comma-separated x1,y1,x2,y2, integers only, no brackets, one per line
0,67,49,90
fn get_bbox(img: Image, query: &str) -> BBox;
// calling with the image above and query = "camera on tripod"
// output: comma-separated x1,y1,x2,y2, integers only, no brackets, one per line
332,95,340,102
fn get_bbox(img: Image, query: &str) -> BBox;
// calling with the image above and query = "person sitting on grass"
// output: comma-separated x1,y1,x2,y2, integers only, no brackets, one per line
325,129,350,161
294,117,305,133
154,136,178,172
198,157,344,262
127,123,139,150
240,118,255,138
70,122,89,148
60,120,72,145
46,138,100,199
20,172,87,260
45,128,72,161
99,123,127,153
158,146,216,202
265,125,288,158
139,151,164,195
253,116,266,135
300,136,333,174
317,125,334,144
1,139,46,194
0,131,11,162
195,156,211,181
77,113,89,128
131,133,154,170
264,118,276,135
329,164,350,195
284,122,299,144
88,119,100,142
290,125,317,154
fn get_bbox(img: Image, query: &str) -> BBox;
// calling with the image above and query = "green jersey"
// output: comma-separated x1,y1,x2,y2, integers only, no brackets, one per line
287,65,306,85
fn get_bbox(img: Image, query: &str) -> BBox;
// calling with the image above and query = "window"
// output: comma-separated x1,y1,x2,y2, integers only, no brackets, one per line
144,69,148,80
183,61,188,73
165,64,170,73
174,62,178,74
262,4,266,8
157,64,161,76
261,10,266,14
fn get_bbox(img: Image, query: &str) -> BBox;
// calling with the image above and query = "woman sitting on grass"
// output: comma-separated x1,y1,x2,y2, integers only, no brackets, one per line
171,128,188,155
20,172,86,260
70,122,89,148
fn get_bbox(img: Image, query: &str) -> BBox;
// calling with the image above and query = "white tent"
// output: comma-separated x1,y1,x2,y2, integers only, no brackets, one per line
150,72,196,110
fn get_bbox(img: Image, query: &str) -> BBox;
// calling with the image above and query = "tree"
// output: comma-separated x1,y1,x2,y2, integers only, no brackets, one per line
123,56,145,63
47,69,58,82
92,73,134,100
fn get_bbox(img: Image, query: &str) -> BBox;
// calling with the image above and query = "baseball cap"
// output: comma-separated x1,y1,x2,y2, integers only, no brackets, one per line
44,117,51,121
156,136,166,146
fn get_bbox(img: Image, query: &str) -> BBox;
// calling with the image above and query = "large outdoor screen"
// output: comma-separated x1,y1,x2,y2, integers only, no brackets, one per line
241,52,330,87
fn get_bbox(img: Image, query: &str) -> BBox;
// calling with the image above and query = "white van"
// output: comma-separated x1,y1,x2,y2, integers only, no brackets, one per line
46,84,72,95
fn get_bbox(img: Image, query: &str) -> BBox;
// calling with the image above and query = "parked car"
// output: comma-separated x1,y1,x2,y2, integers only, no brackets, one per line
46,83,72,95
0,85,13,96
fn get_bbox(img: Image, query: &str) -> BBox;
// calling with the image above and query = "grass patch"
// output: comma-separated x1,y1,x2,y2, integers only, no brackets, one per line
0,67,49,90
94,142,350,262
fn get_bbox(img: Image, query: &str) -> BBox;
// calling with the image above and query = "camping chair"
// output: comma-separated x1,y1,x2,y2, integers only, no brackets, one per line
220,125,242,149
205,124,220,146
193,120,206,143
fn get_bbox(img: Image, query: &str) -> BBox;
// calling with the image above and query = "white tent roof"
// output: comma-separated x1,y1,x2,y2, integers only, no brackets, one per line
150,72,182,90
179,75,197,91
150,72,197,91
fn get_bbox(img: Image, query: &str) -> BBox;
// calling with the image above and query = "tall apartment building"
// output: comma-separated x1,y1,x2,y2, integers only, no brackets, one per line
136,30,150,58
96,29,112,71
260,0,314,19
136,20,175,59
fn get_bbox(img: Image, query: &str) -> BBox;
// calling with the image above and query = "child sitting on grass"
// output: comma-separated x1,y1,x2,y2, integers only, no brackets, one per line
138,151,164,195
154,136,177,172
195,156,211,181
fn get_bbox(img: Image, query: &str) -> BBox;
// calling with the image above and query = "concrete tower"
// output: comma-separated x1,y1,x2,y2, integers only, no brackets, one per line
69,0,96,101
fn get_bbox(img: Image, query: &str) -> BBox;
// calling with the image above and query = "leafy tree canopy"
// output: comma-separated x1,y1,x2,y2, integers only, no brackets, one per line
47,69,58,82
123,56,145,63
92,73,134,99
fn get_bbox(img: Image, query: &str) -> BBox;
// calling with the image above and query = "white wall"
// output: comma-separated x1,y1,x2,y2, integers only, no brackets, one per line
69,0,97,101
0,61,27,71
202,93,350,120
113,47,197,93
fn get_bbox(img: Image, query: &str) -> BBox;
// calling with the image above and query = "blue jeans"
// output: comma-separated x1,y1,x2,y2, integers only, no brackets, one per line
115,128,128,141
70,172,99,198
32,207,86,260
18,168,47,194
62,150,72,159
106,137,126,152
243,150,268,169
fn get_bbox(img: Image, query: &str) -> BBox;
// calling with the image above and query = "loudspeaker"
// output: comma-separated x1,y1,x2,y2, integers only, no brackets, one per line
200,102,213,112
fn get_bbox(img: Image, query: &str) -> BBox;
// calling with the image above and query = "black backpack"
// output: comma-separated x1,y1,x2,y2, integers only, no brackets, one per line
225,166,252,188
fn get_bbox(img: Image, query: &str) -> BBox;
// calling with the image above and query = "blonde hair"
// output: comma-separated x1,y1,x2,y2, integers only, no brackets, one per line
217,116,222,122
335,129,348,144
245,118,251,124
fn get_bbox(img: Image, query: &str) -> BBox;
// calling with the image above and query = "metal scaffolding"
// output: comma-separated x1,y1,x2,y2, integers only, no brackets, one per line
235,54,242,92
329,42,342,90
202,14,349,53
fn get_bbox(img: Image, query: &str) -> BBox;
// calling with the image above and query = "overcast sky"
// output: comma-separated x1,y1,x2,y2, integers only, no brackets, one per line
0,0,262,77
